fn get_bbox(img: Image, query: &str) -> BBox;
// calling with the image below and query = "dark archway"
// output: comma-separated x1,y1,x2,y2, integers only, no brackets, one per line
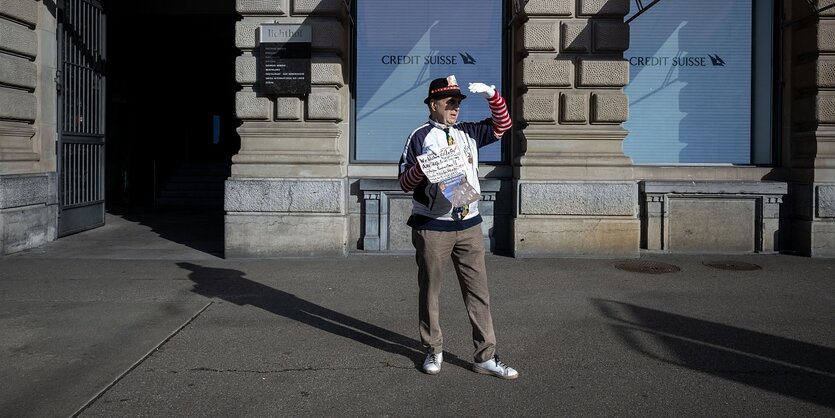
98,1,240,256
103,0,240,208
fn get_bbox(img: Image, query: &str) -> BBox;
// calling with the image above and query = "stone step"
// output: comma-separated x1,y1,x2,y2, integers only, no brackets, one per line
154,162,230,207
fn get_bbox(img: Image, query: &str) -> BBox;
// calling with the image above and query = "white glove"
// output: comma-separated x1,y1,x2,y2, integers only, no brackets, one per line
468,82,496,99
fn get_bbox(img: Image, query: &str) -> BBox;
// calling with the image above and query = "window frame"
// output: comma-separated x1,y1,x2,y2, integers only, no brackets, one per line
348,0,510,165
622,0,779,167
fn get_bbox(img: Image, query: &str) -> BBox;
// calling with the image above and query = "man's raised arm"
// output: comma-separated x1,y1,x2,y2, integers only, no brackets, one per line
469,82,512,138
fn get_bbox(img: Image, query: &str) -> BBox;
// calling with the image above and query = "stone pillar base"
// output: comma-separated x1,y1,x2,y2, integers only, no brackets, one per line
514,217,639,258
224,178,348,257
225,213,347,257
791,220,835,258
0,173,58,255
513,181,639,258
810,220,835,258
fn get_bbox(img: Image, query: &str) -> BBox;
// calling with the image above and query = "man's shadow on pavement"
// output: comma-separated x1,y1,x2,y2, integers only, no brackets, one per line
592,298,835,408
178,262,471,371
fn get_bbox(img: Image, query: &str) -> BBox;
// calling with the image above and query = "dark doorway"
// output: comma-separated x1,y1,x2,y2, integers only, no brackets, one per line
103,1,240,208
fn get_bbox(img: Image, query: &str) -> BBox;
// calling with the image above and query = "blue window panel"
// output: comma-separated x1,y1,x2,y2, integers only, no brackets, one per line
624,1,752,164
355,0,504,162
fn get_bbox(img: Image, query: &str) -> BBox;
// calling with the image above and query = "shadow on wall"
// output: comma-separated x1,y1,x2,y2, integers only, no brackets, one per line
591,299,835,408
177,262,473,371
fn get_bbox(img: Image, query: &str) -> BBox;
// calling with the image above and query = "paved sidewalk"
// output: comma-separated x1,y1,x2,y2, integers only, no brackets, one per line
1,209,834,417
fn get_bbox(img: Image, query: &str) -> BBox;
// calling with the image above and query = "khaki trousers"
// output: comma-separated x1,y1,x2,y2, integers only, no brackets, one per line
412,225,497,362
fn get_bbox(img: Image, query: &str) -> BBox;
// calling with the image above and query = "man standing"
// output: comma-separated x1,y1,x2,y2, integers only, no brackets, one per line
398,75,518,379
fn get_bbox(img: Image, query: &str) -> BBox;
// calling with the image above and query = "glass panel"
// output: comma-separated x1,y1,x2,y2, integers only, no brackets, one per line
624,1,753,164
355,0,504,162
752,0,774,165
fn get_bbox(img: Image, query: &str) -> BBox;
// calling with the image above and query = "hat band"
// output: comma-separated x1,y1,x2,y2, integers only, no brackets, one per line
429,86,461,95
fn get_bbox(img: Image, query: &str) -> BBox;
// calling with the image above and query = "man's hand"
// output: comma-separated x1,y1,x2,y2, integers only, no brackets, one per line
468,82,496,99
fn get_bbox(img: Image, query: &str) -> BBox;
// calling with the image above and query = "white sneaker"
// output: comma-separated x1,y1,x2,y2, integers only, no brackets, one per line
473,355,518,380
422,352,443,375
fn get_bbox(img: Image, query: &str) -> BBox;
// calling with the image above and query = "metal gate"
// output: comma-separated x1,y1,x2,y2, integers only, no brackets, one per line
57,0,106,236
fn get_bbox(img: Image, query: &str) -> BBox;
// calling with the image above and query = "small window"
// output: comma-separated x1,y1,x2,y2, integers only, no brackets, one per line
353,0,505,163
623,0,774,165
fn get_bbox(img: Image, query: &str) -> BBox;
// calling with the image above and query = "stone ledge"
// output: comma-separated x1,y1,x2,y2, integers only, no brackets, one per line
225,178,345,213
519,181,637,216
641,181,788,195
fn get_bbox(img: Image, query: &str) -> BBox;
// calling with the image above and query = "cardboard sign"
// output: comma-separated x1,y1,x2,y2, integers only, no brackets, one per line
416,145,466,183
417,145,480,207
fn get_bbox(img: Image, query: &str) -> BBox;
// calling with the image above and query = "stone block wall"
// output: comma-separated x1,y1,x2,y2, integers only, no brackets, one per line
228,0,350,256
0,0,51,174
788,0,835,257
0,1,59,254
518,0,631,139
0,173,58,255
512,0,638,257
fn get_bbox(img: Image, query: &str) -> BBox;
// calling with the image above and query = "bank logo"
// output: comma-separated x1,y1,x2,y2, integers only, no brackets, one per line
459,52,477,65
628,53,728,68
380,52,476,66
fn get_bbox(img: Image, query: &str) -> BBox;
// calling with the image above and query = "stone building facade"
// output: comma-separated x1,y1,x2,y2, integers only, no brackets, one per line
0,0,58,255
1,0,834,257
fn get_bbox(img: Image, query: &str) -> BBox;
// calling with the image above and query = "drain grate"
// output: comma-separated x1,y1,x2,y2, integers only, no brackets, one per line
703,260,762,271
614,260,681,274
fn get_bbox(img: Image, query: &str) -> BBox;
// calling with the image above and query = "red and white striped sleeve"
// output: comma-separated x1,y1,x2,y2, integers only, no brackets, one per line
488,91,512,138
399,163,424,192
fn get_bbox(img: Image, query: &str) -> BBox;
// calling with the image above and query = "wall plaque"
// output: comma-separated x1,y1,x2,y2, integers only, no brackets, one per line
258,24,311,95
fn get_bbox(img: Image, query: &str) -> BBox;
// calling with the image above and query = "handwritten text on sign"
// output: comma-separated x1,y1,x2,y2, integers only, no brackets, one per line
416,145,467,184
417,145,479,206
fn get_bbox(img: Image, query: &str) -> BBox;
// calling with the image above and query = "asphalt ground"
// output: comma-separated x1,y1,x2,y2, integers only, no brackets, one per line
1,208,833,417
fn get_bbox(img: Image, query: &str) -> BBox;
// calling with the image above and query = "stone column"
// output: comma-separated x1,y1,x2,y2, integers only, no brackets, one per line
512,0,638,257
227,0,349,257
789,0,835,257
0,1,59,254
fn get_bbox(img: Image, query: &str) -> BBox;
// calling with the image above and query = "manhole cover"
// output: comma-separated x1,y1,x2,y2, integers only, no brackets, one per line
614,260,681,274
703,260,762,271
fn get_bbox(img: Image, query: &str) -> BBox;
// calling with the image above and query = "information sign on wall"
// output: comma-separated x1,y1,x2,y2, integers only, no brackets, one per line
258,24,311,95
